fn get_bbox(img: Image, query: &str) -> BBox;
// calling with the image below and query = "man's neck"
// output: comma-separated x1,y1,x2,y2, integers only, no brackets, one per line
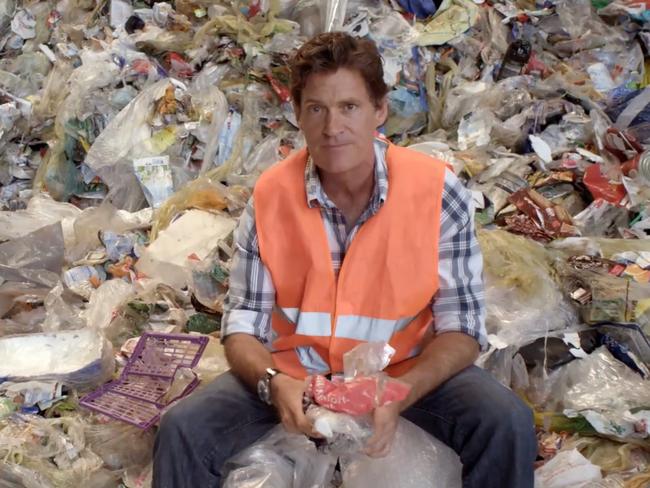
319,161,374,199
318,157,376,229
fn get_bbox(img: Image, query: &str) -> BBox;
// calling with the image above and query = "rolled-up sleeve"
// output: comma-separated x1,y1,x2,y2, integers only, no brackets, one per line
432,169,488,351
221,196,275,346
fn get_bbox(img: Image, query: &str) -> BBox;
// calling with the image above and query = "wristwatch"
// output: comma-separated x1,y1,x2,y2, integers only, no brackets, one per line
257,367,280,405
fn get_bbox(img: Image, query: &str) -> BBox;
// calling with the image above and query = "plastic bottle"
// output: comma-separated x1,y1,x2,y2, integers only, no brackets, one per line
495,39,532,81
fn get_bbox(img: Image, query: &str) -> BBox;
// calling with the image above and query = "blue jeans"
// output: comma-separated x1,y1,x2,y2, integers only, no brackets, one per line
152,366,537,488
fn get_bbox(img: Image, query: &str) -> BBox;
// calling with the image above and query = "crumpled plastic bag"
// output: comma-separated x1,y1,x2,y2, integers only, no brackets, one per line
0,193,81,241
84,421,155,481
84,77,228,211
221,427,336,488
84,279,136,337
534,449,602,488
0,415,103,488
0,462,53,488
0,223,64,273
223,411,461,488
307,406,373,456
478,230,578,347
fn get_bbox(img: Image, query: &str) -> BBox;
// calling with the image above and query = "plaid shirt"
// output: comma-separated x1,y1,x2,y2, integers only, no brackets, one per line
222,139,487,351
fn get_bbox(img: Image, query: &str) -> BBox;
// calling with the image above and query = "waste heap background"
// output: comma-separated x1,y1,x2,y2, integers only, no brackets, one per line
1,0,650,487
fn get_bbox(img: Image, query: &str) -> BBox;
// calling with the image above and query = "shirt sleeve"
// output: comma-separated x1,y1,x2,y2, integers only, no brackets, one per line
221,196,275,346
431,169,488,351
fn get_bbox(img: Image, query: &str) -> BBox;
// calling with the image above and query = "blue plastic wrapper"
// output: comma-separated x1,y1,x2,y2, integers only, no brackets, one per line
606,87,650,128
396,0,438,18
600,333,647,378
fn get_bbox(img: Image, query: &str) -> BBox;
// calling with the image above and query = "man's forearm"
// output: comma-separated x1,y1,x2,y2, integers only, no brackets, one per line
224,333,274,391
398,331,479,410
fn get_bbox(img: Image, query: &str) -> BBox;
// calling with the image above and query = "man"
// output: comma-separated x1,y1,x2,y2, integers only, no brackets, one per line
153,32,537,488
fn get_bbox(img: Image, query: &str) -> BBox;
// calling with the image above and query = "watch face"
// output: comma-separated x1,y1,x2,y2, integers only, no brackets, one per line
257,378,271,404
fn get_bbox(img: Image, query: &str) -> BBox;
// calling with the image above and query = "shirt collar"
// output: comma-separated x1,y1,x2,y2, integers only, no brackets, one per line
305,138,389,211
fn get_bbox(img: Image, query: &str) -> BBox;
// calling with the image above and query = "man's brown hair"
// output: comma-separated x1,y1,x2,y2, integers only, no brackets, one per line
288,32,389,108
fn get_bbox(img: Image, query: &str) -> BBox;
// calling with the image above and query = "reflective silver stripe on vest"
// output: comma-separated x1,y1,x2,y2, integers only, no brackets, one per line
278,307,332,336
334,315,416,342
296,345,330,374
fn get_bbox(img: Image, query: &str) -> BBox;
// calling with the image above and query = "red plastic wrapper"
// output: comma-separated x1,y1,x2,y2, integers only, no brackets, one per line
507,188,578,241
267,74,291,103
166,53,194,78
307,374,411,416
583,164,627,205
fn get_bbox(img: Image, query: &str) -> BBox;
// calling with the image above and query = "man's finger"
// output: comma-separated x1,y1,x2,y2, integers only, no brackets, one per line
364,439,388,458
295,413,322,438
364,430,388,453
374,442,392,458
365,423,387,448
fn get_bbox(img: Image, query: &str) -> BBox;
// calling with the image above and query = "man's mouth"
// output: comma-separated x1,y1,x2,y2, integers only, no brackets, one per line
322,143,351,148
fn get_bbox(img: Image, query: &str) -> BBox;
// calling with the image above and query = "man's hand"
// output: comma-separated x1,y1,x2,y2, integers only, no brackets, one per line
271,374,320,437
363,400,401,458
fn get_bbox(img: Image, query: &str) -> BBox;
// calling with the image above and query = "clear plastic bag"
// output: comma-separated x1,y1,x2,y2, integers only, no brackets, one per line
478,229,578,347
84,421,155,476
0,328,114,391
64,203,152,264
189,243,231,313
307,406,373,456
0,193,81,241
83,80,168,211
341,417,462,488
306,343,410,416
532,347,650,441
221,426,337,488
41,281,86,332
0,415,104,487
0,223,64,273
322,0,348,33
561,348,650,414
84,279,136,339
0,462,53,488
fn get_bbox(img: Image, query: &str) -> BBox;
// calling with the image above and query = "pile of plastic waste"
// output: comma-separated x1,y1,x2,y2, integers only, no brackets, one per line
1,0,650,486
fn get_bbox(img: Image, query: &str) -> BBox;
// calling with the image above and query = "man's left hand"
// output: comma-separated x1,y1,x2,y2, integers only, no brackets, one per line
363,400,401,458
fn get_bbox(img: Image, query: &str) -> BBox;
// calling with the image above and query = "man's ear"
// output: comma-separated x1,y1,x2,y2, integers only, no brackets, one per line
375,96,388,127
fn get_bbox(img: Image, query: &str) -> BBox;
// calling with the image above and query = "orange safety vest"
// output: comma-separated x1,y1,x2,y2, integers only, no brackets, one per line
253,143,446,379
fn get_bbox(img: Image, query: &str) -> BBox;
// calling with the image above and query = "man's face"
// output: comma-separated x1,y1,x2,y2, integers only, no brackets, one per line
294,68,388,174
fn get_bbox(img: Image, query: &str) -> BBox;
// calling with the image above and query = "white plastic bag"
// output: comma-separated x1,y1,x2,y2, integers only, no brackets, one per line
535,449,602,488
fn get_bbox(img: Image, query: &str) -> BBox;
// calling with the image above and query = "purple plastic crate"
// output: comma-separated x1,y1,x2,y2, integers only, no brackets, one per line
80,332,208,429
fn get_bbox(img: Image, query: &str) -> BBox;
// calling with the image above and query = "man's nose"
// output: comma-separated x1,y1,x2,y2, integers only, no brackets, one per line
323,110,344,137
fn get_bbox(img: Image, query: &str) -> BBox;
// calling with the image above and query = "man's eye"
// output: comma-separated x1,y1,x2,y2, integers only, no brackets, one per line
345,104,357,111
309,105,321,113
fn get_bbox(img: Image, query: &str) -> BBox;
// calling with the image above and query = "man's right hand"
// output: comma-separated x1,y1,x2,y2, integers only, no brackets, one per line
271,373,320,437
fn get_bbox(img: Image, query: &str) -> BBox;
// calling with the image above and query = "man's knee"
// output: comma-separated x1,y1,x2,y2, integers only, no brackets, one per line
478,391,536,453
157,399,195,445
